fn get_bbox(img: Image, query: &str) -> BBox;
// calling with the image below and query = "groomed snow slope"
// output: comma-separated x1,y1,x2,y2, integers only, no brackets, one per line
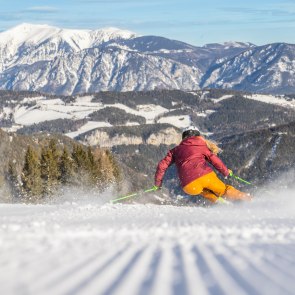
0,193,295,295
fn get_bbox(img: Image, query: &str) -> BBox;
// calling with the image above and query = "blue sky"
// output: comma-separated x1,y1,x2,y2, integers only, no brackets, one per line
1,0,295,46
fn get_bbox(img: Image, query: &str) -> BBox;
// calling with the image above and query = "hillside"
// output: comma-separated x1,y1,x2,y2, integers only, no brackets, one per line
220,121,295,186
2,89,294,138
0,129,121,202
202,43,295,94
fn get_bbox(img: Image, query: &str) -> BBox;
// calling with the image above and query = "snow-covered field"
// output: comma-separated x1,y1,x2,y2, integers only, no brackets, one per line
245,94,295,109
0,189,295,295
4,95,190,134
2,93,294,137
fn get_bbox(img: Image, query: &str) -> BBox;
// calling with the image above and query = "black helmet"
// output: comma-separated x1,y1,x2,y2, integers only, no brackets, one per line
182,126,200,140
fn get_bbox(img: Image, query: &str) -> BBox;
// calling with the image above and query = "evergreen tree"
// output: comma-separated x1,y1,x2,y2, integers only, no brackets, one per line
96,150,119,186
87,146,95,171
71,144,92,185
105,150,121,182
87,146,99,185
93,154,105,186
71,145,115,187
40,145,59,195
6,160,21,198
49,139,59,165
72,144,89,172
21,146,42,198
59,147,74,184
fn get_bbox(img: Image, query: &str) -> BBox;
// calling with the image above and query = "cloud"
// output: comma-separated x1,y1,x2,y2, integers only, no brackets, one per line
24,6,59,14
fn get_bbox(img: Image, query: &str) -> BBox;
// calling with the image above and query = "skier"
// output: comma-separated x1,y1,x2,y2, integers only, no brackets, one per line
154,126,252,203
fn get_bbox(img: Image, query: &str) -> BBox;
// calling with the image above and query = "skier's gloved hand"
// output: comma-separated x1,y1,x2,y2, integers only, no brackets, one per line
225,169,233,179
152,185,161,191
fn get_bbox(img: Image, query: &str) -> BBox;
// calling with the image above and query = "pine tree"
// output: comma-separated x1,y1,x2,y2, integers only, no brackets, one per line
6,160,21,198
86,146,99,185
21,146,42,198
40,145,59,195
105,150,121,181
71,144,91,185
72,144,89,172
49,139,59,166
94,155,105,186
87,146,95,171
95,150,119,186
59,146,74,184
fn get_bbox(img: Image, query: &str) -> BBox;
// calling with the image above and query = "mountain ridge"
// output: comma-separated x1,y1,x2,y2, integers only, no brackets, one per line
202,42,295,94
1,23,295,95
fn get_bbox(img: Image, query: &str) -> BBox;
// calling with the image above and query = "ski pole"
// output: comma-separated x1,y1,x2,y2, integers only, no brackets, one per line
110,186,158,203
231,174,252,185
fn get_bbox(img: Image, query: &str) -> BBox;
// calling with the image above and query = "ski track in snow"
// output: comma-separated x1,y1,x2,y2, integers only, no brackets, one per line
0,194,295,295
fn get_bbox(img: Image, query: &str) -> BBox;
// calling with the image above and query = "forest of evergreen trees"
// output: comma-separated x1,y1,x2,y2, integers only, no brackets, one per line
6,139,121,202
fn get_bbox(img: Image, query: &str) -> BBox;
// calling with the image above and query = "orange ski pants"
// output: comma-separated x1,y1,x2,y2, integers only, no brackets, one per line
183,171,251,203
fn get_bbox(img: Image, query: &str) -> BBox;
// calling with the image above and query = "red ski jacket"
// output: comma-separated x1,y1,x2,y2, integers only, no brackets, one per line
154,136,229,188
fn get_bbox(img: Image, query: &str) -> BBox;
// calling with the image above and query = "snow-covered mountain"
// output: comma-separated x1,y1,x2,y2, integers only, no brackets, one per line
0,24,203,95
1,23,295,95
204,41,255,49
202,43,295,94
0,23,252,95
0,45,202,94
0,23,137,71
107,37,253,72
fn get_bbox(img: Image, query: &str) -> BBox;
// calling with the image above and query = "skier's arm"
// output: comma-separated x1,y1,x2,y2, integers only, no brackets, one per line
205,150,229,177
154,150,174,187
